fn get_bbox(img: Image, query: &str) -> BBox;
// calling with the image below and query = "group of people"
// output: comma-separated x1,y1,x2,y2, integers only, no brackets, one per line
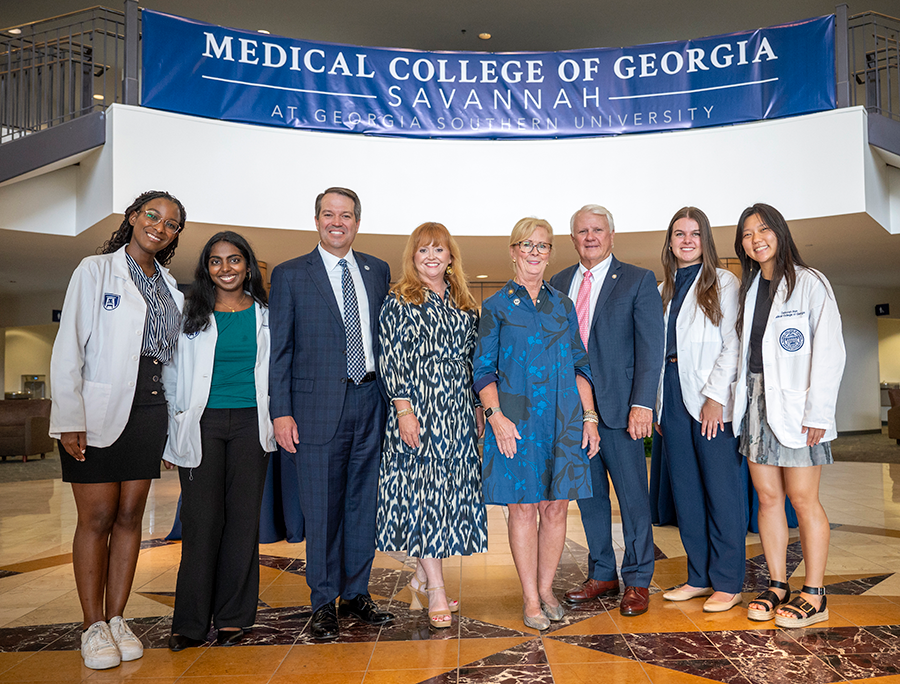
49,187,845,671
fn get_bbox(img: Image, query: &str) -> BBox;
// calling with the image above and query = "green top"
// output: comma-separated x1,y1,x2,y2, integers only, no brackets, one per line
208,306,257,409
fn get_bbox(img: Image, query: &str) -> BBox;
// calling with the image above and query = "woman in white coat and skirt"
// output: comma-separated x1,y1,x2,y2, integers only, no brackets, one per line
163,231,276,650
50,191,187,670
656,207,747,613
734,203,845,628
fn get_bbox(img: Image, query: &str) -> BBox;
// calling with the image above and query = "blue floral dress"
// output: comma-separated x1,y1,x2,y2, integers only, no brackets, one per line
376,290,488,558
473,280,593,505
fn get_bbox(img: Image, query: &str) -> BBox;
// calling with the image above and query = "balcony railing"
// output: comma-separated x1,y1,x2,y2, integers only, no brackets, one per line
846,11,900,122
0,5,134,144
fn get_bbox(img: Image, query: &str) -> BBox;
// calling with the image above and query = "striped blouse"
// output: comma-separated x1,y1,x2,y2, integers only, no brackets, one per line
125,252,182,364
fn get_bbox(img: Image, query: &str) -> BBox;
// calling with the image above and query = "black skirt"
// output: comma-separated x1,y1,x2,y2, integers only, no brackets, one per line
60,356,167,484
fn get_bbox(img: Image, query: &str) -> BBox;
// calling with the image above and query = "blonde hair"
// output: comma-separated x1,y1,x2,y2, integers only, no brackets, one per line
509,217,553,274
391,222,477,311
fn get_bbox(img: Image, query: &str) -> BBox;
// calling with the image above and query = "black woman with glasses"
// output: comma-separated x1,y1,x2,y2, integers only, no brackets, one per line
473,217,600,632
50,191,187,671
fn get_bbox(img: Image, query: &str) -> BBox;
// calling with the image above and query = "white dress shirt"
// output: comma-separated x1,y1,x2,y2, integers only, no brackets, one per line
566,254,613,326
318,244,376,374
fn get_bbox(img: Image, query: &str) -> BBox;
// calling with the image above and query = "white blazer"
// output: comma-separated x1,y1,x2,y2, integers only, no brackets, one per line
162,302,276,468
50,247,184,448
656,268,741,423
732,268,845,449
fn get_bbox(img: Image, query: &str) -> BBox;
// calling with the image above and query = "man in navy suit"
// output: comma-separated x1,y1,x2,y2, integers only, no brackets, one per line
549,205,664,617
269,187,393,640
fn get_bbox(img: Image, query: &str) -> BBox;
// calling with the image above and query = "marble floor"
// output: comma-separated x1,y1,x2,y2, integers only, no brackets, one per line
1,462,900,683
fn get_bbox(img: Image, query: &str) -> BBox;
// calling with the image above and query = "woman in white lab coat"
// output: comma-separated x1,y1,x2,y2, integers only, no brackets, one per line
733,203,845,628
163,231,275,651
656,206,746,613
50,191,187,670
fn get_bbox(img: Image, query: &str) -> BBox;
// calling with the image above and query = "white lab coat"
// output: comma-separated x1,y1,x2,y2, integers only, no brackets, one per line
732,268,845,449
656,268,741,422
162,302,276,468
50,246,184,448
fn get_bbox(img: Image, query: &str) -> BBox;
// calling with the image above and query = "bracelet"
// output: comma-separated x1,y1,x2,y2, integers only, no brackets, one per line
583,415,599,424
396,408,415,418
583,409,599,421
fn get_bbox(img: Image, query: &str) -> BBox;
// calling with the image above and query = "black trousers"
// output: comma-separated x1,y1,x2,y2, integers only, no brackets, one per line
172,408,268,639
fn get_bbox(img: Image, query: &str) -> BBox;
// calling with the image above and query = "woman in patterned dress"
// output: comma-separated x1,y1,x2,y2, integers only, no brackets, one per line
473,217,600,631
733,204,845,628
376,222,488,628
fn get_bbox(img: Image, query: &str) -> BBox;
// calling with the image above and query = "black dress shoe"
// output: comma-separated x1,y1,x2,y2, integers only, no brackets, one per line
168,633,205,651
310,603,339,641
338,594,394,625
216,628,245,646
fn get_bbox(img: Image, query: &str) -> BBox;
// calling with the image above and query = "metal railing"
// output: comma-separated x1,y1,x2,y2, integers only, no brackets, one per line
846,11,900,122
0,6,129,144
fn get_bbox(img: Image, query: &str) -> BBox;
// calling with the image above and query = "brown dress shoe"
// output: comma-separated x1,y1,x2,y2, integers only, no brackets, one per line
619,586,650,616
564,579,620,604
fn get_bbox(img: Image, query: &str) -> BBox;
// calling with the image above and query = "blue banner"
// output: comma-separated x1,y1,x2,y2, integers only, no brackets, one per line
141,11,835,139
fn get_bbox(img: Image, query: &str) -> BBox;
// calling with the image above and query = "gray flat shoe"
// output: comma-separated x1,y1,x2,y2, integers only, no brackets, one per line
541,600,565,622
523,606,550,630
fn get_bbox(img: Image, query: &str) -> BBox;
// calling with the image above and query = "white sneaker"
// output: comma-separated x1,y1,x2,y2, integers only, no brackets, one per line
108,615,144,661
81,620,121,670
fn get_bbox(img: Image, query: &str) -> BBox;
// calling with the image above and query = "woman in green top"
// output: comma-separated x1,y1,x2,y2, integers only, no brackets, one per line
163,231,276,650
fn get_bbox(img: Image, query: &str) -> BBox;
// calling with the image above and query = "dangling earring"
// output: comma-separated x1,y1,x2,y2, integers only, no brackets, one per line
446,264,454,276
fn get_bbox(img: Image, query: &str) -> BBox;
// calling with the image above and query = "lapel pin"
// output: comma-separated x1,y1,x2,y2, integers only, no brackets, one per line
364,265,370,271
513,298,520,305
508,288,514,295
612,274,618,279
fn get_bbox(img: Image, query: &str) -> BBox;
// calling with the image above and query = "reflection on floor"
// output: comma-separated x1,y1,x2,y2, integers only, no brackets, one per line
1,462,900,683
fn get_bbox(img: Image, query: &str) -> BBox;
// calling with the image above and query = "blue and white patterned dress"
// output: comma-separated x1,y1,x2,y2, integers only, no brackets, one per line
473,280,593,505
376,289,488,558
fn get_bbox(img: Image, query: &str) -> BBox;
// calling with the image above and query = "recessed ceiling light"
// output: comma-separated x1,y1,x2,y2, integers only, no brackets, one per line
478,32,491,40
476,274,488,279
8,28,22,35
92,94,104,100
257,29,270,34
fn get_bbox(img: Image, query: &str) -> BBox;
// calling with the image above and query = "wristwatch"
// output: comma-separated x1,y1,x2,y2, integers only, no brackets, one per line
484,406,501,418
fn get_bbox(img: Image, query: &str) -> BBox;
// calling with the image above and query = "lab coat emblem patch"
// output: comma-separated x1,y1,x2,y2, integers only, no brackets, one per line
779,328,804,352
103,293,121,311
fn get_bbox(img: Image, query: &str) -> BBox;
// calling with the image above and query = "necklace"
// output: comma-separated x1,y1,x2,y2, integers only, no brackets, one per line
218,293,247,312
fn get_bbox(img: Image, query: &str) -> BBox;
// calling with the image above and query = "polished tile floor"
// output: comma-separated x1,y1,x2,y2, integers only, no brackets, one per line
1,461,900,683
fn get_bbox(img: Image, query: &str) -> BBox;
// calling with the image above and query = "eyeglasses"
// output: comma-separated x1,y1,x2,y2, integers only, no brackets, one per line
143,210,183,235
515,240,552,255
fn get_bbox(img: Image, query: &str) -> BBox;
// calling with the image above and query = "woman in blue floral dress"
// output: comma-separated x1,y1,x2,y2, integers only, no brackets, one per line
377,222,488,629
473,217,600,631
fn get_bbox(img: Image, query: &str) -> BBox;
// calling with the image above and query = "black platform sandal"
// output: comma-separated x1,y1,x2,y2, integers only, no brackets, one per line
747,580,790,621
774,586,828,628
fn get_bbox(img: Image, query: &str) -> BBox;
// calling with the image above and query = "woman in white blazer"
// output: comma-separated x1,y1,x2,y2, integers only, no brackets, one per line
733,203,845,628
50,191,187,670
163,231,275,651
655,207,746,613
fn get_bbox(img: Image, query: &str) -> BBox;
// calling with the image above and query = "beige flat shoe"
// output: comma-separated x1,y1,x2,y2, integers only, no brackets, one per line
703,593,743,613
663,585,714,602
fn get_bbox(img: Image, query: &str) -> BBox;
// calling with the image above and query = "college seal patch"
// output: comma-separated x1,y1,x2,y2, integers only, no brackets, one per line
779,328,804,352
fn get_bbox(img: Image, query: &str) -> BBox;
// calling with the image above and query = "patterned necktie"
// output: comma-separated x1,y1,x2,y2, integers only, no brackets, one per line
339,259,366,383
575,270,593,349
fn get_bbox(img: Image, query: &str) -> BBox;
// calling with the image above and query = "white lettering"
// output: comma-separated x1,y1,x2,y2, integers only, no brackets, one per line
501,60,522,83
412,58,435,82
661,51,684,75
271,105,283,118
304,49,325,73
328,52,351,76
710,44,733,68
526,60,544,83
412,88,432,108
437,59,456,83
238,38,259,64
263,42,286,68
639,53,657,78
203,33,233,61
614,55,635,79
356,54,375,78
553,88,572,109
558,59,579,82
389,57,409,80
465,90,483,109
753,37,778,63
686,48,708,72
481,60,499,83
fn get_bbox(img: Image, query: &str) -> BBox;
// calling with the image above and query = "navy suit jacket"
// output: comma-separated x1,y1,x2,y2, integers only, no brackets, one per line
268,248,391,445
549,256,664,430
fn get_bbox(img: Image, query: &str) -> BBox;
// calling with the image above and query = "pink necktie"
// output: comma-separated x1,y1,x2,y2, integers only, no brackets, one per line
575,270,592,349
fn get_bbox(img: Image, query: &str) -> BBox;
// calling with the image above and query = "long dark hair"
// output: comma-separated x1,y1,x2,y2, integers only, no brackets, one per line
183,231,268,335
100,190,186,266
660,206,722,325
734,203,812,335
